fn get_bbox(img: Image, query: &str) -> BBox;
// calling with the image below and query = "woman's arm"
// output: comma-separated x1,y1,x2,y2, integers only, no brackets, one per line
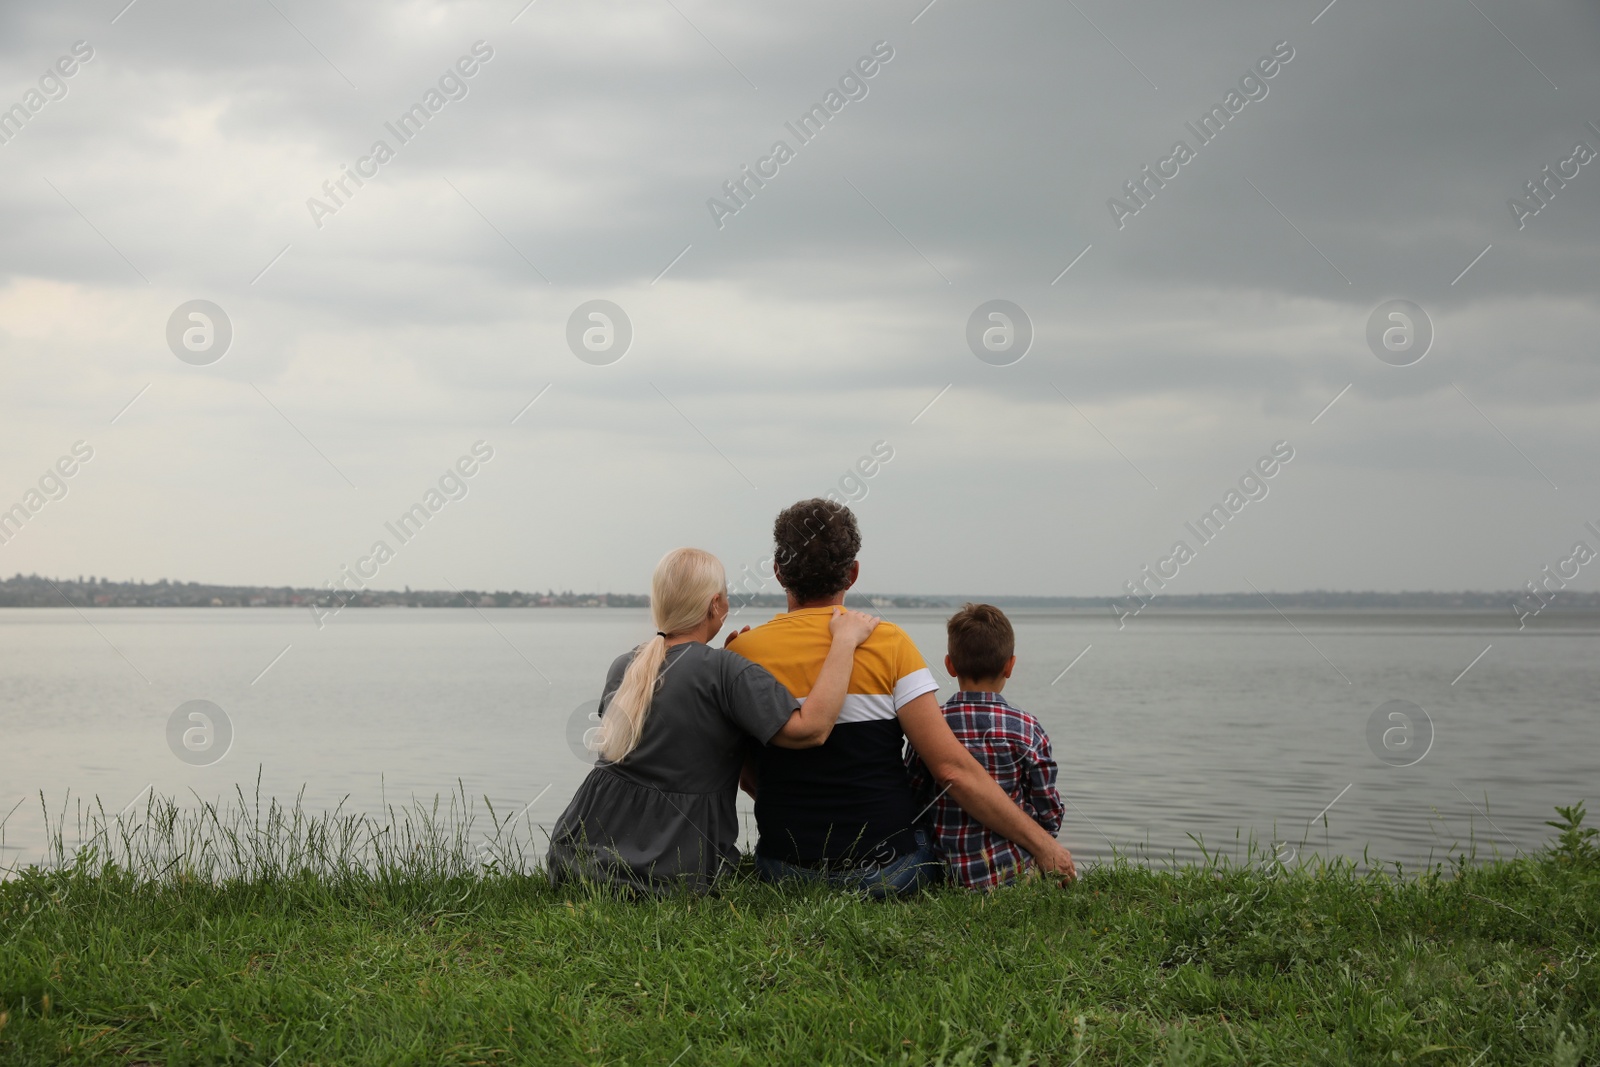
898,693,1077,880
769,608,880,749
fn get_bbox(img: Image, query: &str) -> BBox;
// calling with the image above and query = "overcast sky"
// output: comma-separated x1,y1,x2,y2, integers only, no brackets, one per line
1,0,1597,597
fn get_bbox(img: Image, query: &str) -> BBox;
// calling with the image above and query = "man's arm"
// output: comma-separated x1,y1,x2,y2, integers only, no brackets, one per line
898,692,1076,880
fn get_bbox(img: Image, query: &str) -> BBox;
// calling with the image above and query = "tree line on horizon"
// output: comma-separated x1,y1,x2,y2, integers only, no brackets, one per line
2,573,1598,612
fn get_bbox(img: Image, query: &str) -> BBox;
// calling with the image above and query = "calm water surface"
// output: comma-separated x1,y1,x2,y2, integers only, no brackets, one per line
3,607,1596,870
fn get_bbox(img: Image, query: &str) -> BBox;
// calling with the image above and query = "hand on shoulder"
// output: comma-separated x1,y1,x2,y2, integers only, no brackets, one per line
828,606,881,648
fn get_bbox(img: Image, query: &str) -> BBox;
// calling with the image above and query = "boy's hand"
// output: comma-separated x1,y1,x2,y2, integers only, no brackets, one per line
828,606,881,648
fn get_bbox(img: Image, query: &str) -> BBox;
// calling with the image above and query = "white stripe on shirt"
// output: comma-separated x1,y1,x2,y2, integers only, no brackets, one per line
835,692,896,724
793,669,940,724
892,667,938,710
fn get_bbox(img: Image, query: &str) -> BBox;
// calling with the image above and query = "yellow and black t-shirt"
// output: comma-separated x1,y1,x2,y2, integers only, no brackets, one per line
728,607,938,865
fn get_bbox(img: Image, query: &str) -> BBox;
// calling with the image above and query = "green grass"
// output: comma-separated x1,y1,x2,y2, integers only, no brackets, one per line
1,789,1595,1065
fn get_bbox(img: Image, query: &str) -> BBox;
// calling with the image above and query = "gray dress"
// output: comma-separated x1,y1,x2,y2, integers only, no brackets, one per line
546,642,799,894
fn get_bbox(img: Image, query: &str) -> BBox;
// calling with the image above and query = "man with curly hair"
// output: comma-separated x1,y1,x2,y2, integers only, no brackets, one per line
727,498,1076,895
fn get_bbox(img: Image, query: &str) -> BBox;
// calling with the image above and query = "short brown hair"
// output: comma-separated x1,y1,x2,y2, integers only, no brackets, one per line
772,498,860,604
947,603,1014,680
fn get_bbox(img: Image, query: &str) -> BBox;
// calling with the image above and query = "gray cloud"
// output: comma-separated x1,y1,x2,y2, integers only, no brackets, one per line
1,0,1597,595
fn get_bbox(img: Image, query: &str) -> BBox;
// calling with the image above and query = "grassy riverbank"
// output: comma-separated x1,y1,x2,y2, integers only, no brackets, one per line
2,794,1596,1065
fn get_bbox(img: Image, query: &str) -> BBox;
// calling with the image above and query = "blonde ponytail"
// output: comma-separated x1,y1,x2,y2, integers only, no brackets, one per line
595,547,727,763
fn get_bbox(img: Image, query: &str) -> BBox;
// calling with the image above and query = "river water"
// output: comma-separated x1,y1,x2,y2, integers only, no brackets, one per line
3,606,1595,871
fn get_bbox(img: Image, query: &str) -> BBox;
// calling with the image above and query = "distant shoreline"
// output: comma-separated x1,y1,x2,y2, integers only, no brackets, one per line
3,575,1597,613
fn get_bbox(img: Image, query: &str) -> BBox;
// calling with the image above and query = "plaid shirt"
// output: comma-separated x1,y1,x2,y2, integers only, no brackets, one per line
905,691,1063,890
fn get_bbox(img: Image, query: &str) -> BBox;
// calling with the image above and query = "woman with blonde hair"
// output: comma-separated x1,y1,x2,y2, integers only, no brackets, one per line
547,547,879,894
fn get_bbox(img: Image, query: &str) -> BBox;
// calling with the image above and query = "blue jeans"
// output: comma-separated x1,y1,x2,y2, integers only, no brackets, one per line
755,830,943,898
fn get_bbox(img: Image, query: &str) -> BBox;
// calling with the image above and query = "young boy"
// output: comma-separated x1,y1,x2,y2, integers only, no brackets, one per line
906,603,1065,889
